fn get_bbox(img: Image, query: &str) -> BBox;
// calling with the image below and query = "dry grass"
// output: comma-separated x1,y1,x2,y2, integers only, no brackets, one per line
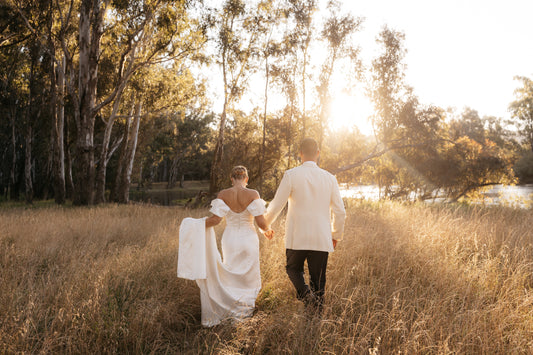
1,201,533,354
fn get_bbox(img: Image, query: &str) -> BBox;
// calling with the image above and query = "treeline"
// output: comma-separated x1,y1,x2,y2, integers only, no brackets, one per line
1,0,532,205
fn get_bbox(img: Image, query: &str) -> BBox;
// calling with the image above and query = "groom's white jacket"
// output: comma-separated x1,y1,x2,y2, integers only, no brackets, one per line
265,161,346,252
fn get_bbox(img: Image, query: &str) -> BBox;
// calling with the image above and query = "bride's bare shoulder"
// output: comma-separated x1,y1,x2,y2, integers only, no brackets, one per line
216,188,232,199
245,188,260,199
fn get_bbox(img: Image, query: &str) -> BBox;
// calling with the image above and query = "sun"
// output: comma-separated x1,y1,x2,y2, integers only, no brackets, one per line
328,90,374,135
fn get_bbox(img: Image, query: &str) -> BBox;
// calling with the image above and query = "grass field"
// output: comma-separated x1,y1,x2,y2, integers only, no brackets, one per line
1,201,533,353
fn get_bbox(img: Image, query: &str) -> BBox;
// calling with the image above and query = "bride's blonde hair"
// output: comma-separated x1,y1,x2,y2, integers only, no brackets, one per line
231,165,248,180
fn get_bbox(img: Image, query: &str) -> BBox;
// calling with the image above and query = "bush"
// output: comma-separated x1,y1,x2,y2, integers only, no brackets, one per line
513,150,533,184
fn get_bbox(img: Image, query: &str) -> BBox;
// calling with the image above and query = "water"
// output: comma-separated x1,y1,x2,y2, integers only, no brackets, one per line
340,184,533,208
481,185,533,208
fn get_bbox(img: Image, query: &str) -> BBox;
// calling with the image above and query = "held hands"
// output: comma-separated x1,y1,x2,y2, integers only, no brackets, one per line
263,229,275,240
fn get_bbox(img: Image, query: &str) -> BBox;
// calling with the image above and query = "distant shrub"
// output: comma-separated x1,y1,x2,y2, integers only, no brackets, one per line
513,150,533,184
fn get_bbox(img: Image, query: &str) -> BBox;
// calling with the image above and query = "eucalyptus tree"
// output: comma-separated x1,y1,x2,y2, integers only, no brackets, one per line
208,0,261,194
286,0,316,139
271,51,298,169
11,0,208,204
93,0,207,204
509,76,533,152
255,0,285,193
2,1,55,203
0,9,27,199
14,0,81,204
449,108,486,144
369,25,407,145
119,62,209,194
115,96,142,204
332,26,410,176
6,0,106,204
269,0,309,170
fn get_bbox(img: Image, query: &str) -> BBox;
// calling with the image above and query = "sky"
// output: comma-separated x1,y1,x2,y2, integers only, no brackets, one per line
203,0,533,135
327,0,533,132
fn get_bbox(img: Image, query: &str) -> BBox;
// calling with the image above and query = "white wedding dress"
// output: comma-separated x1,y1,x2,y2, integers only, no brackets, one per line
195,198,265,326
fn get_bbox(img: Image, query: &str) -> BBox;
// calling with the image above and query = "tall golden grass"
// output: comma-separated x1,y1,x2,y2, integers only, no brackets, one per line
1,201,532,354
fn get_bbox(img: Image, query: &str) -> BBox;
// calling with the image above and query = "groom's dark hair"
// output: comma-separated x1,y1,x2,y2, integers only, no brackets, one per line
300,138,319,156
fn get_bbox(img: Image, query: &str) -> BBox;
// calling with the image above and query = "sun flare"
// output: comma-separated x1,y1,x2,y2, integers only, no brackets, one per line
328,90,374,135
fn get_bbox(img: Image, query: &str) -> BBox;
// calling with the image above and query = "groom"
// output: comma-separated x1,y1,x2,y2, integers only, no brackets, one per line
265,138,346,310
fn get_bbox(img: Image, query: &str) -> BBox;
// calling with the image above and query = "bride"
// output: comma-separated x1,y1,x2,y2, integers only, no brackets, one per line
196,166,273,326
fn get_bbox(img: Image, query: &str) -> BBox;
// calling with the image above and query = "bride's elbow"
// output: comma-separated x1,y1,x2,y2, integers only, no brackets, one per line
206,215,222,228
255,216,269,231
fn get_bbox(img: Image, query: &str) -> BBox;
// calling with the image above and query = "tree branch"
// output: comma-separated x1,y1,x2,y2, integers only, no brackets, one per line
332,142,432,174
450,182,502,202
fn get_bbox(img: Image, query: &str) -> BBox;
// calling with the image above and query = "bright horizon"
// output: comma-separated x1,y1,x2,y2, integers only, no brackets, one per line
327,0,533,133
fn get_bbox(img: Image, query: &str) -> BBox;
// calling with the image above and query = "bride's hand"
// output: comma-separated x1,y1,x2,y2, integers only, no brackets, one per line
263,229,274,240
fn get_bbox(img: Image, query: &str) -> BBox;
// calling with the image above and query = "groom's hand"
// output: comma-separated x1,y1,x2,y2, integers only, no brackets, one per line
332,239,338,249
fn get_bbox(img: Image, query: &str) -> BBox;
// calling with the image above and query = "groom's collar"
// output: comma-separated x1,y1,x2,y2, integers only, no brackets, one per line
302,161,318,167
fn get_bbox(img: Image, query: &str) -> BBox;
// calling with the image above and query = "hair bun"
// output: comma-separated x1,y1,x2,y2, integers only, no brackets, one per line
231,165,248,180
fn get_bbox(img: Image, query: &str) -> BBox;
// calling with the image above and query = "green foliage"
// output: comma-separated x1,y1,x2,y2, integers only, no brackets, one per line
513,150,533,184
370,26,407,142
509,76,533,151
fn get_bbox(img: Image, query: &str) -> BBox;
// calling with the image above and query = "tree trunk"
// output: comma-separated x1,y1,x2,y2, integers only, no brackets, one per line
111,106,133,202
64,109,75,200
43,119,54,200
301,41,309,140
24,120,33,204
9,113,16,200
95,88,125,204
117,101,142,203
209,45,230,195
287,100,294,170
52,54,66,204
319,54,336,151
24,49,38,204
168,150,182,189
209,100,227,195
138,165,143,189
74,0,105,205
65,145,75,200
259,55,269,194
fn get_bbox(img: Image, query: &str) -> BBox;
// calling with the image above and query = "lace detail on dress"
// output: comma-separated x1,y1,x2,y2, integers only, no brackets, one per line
210,198,231,217
246,199,266,216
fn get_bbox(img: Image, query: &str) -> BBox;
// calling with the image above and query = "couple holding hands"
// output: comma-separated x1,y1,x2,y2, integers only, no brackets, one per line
178,138,346,327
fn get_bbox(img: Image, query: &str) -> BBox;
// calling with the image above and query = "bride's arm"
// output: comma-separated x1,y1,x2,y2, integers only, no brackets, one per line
254,215,274,240
254,215,269,231
205,215,222,228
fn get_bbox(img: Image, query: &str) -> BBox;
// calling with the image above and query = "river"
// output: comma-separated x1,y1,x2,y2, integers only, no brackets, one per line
340,184,533,208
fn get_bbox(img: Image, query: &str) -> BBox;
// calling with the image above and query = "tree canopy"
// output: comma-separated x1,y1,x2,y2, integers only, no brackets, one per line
0,0,527,205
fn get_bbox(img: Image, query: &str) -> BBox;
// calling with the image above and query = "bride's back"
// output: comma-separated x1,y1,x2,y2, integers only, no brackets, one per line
218,187,258,213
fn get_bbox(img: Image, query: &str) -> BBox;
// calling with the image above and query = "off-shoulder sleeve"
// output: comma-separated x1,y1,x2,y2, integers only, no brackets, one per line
209,198,230,217
247,199,266,217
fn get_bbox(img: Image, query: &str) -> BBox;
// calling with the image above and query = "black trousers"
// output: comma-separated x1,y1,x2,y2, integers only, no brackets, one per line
286,249,329,306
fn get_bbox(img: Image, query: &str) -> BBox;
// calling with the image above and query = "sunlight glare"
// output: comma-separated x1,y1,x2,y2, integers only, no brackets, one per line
329,91,374,135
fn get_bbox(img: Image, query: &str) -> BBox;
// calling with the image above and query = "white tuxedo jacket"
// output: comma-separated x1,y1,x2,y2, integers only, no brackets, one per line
265,161,346,252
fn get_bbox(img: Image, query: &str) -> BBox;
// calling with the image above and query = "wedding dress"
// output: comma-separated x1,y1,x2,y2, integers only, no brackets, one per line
179,198,265,327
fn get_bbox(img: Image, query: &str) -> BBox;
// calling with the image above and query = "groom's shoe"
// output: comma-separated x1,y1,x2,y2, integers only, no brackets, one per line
302,293,318,311
303,294,325,318
296,285,312,302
